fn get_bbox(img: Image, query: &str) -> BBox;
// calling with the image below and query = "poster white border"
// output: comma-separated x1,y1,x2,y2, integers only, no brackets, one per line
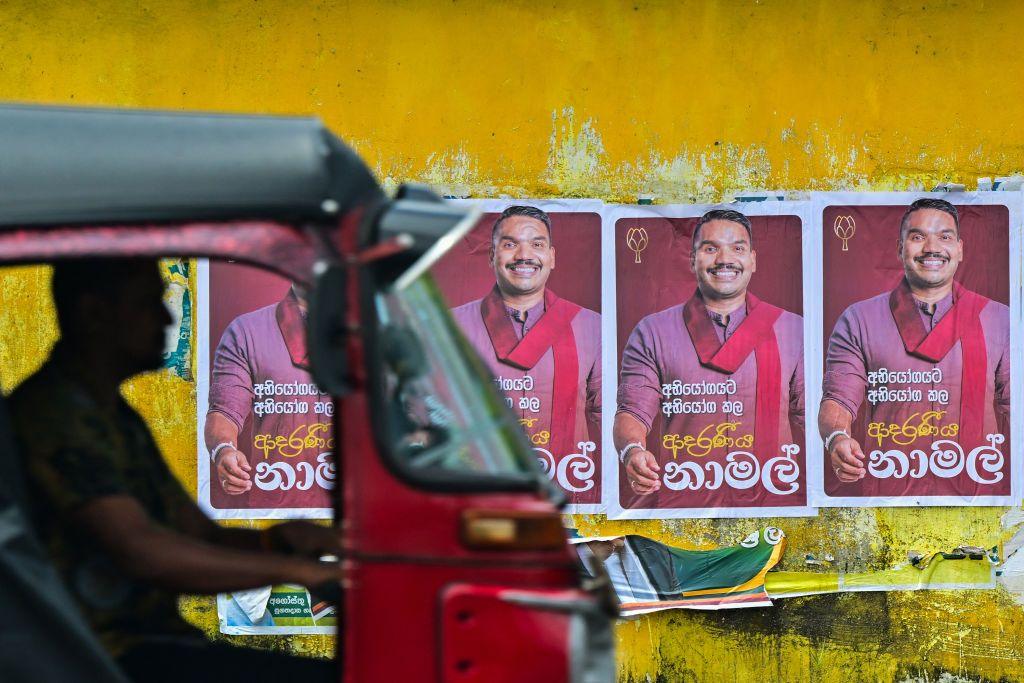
196,258,333,520
602,201,818,520
806,191,1022,507
447,198,606,514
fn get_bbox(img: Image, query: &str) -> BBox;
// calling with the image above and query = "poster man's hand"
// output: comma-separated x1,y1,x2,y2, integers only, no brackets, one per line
625,449,661,495
586,538,625,563
216,447,252,494
829,436,866,482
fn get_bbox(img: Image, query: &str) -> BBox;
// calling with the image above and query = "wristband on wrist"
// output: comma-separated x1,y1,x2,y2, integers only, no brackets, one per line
618,441,644,465
823,430,849,454
210,441,235,464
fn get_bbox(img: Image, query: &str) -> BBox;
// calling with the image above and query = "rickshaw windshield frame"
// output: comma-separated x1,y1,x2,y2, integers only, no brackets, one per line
357,259,560,499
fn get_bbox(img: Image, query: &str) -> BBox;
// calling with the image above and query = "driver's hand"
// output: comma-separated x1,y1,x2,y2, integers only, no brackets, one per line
266,521,340,559
830,435,866,482
625,449,660,495
295,557,342,591
216,447,252,494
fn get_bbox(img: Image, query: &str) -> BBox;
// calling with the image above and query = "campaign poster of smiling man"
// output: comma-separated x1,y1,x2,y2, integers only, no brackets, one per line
815,194,1020,506
431,201,603,511
197,261,334,519
610,204,812,519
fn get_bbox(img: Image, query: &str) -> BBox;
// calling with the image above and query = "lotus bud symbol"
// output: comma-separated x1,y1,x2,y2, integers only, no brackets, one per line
626,227,649,264
833,215,856,251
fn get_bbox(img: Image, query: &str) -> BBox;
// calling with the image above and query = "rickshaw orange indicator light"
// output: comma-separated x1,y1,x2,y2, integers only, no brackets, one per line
460,510,567,551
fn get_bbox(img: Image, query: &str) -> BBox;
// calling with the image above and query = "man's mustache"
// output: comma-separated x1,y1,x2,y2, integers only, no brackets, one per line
914,251,950,261
507,259,542,269
707,264,742,273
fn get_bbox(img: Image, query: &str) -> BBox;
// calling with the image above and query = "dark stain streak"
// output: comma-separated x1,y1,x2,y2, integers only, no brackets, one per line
711,592,889,647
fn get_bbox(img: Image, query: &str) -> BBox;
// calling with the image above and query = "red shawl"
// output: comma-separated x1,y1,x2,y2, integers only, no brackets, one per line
888,279,988,446
276,289,310,370
480,286,582,458
683,291,784,457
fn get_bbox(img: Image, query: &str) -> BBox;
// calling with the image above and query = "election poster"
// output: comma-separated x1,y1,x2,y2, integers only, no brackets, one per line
431,200,604,512
196,260,334,519
808,192,1022,506
606,203,815,519
218,585,336,635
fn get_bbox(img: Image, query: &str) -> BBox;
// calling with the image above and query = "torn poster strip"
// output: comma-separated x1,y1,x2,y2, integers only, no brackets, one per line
576,527,786,615
218,584,336,635
161,257,193,381
572,527,1001,616
766,552,996,598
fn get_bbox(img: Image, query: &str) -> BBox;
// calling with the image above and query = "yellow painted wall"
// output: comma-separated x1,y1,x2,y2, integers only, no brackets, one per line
2,1,1024,680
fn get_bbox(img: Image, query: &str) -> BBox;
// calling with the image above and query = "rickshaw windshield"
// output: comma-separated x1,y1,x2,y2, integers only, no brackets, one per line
372,273,545,486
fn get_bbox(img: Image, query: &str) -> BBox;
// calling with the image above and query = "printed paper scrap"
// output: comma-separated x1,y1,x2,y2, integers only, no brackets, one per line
218,584,336,635
574,526,786,615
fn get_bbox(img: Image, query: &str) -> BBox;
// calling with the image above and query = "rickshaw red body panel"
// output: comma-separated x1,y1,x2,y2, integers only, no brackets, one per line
440,584,578,683
340,388,585,683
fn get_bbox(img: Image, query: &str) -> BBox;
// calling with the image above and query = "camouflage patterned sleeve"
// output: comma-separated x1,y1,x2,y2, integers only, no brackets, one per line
26,419,132,514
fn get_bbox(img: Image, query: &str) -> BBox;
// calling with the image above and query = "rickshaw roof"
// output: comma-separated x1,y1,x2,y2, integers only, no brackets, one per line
0,104,383,227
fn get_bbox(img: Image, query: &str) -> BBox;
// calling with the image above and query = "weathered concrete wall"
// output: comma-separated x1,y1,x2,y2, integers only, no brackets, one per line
1,1,1023,680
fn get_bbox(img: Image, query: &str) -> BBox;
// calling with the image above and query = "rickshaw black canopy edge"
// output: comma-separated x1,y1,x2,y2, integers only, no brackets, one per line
0,103,385,227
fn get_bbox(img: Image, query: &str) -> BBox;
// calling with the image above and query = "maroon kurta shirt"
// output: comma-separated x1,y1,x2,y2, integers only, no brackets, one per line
823,286,1010,497
451,294,601,503
209,297,333,509
617,298,805,509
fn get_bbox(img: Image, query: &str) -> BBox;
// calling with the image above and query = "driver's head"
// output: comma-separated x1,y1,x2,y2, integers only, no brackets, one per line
489,205,556,299
52,259,171,374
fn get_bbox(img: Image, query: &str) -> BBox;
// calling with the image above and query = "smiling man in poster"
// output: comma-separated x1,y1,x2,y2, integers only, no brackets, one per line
616,209,805,511
820,198,1011,500
449,205,601,503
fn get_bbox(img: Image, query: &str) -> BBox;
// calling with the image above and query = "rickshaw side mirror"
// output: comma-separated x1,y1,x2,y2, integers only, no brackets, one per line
308,264,352,396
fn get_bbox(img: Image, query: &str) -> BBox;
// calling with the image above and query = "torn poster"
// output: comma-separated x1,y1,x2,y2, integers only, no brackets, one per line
575,527,786,615
766,550,997,598
160,257,193,381
218,584,336,635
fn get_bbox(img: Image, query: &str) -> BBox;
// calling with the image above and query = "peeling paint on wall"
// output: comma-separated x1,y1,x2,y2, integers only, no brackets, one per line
544,107,610,197
421,144,486,198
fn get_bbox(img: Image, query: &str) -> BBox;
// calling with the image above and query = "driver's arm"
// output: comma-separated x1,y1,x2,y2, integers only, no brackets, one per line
76,495,336,593
170,482,339,559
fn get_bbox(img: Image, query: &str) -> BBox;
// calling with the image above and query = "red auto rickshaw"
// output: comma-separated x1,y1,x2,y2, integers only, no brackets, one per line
0,104,615,682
